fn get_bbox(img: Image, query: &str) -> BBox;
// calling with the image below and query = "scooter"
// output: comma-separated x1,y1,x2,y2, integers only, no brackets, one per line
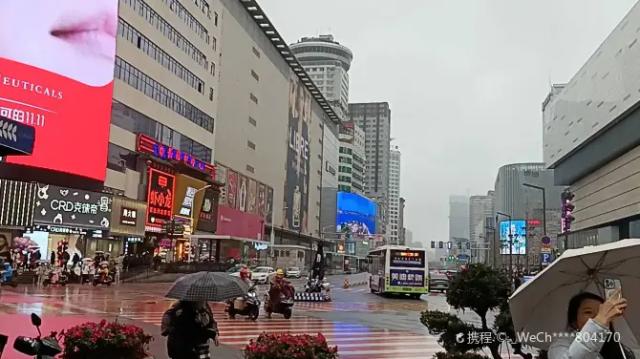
265,292,295,319
226,285,260,320
304,277,330,293
42,268,67,287
13,313,62,359
92,262,113,286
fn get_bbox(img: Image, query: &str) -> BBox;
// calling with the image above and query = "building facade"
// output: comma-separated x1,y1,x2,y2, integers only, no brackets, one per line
543,2,640,249
388,146,402,244
492,163,564,270
214,0,343,269
290,35,353,121
449,195,470,259
348,102,391,236
398,197,406,246
469,191,494,264
337,121,366,195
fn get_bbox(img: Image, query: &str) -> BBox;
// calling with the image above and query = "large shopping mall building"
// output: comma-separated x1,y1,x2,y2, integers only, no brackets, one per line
0,0,341,270
543,2,640,249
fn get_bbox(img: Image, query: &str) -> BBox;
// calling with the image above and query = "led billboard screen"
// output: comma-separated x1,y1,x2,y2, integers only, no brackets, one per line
336,192,377,235
499,220,527,255
0,1,118,181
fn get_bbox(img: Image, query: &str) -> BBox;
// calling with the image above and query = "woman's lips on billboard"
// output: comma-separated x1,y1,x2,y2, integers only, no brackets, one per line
50,12,116,60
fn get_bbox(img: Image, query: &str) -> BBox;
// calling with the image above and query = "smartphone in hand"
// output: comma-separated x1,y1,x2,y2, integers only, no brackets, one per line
604,278,622,300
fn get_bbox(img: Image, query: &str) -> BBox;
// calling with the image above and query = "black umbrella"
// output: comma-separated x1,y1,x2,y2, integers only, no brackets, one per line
166,271,249,302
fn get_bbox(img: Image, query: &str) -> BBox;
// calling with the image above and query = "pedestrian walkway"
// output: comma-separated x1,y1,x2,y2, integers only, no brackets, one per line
120,303,444,359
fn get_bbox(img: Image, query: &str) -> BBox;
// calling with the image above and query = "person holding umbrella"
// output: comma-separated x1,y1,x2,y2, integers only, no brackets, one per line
163,271,250,358
510,239,640,358
548,291,631,359
161,300,219,359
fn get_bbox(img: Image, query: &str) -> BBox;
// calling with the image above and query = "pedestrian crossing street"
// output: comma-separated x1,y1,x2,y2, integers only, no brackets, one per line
120,303,445,359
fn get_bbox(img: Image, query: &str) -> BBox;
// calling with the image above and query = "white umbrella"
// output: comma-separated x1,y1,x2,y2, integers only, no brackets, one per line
509,238,640,351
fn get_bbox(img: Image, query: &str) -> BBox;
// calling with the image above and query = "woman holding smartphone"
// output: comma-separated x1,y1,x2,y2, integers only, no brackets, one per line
548,291,633,359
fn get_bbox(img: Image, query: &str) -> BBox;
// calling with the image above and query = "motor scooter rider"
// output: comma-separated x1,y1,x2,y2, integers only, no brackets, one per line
239,265,252,285
266,269,293,318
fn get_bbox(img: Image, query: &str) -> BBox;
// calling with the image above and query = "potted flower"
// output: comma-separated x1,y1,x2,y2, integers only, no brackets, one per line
60,320,152,359
244,332,338,359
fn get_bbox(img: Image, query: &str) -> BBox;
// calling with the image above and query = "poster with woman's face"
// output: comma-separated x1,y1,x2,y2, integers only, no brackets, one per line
226,170,238,209
216,164,228,206
257,184,266,218
247,179,257,214
238,175,248,212
0,0,118,181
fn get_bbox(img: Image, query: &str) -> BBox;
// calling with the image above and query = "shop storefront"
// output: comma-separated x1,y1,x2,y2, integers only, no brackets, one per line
27,183,113,261
137,134,221,264
205,205,267,265
0,179,37,263
110,196,147,256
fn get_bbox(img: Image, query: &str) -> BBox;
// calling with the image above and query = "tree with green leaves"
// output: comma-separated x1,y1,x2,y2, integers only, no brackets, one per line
421,264,531,359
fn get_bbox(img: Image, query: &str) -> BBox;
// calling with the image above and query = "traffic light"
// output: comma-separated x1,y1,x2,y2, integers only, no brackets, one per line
561,190,575,233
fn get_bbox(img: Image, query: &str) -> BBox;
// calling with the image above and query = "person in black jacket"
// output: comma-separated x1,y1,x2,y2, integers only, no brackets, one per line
161,301,219,359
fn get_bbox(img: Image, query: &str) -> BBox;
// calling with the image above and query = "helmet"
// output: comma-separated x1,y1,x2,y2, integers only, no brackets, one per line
276,269,285,277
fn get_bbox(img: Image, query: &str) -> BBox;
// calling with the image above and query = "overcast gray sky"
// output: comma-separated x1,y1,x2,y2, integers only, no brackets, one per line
259,0,636,245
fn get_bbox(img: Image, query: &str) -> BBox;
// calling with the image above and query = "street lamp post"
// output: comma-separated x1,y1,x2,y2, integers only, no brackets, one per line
497,211,513,286
522,183,547,236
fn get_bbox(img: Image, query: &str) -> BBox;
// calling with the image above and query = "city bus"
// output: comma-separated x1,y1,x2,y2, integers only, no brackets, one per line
368,245,428,298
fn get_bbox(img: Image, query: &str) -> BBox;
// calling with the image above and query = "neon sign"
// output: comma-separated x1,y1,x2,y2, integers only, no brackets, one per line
137,134,216,179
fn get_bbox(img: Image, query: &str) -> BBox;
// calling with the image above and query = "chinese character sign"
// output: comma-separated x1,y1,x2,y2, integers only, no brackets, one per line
0,1,118,181
389,269,425,287
390,250,425,268
146,168,175,229
33,184,112,229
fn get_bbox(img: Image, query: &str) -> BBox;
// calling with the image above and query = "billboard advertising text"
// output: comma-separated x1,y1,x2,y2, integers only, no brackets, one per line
390,269,425,287
146,168,175,230
0,1,118,181
336,192,377,235
283,73,310,232
499,220,527,255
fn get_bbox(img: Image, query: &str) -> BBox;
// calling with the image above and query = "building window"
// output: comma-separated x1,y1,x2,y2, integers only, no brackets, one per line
214,11,219,26
247,141,256,150
160,0,209,43
118,19,205,93
246,165,255,173
438,241,443,249
122,0,207,69
430,241,435,249
111,101,212,162
252,46,261,58
212,36,217,52
251,70,260,81
210,62,216,76
114,57,214,133
250,93,258,104
209,87,214,101
248,116,257,126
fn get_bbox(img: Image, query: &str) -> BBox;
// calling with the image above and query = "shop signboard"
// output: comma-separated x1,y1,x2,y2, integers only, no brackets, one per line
216,206,265,241
110,197,146,237
197,187,218,233
0,1,118,181
0,179,36,227
146,168,175,231
33,184,112,229
137,134,216,180
173,174,207,225
0,116,35,156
